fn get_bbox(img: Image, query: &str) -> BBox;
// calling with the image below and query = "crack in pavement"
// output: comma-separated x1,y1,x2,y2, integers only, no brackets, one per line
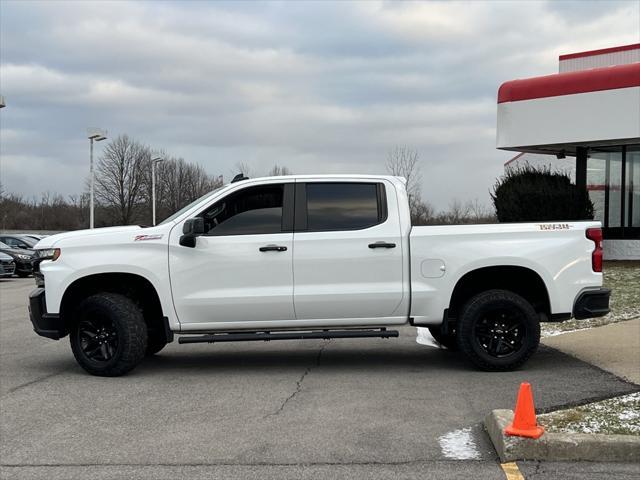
2,370,68,398
264,342,328,418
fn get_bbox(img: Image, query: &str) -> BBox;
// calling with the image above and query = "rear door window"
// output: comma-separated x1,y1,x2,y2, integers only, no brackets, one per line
304,182,385,231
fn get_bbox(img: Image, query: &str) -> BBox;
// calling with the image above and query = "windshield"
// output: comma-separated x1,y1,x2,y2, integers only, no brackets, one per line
157,186,226,226
16,236,38,247
0,242,10,249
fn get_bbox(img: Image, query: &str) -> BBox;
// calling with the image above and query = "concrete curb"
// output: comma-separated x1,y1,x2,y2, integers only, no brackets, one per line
485,409,640,463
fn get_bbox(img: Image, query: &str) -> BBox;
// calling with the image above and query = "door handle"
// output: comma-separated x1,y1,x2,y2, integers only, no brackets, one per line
259,245,288,252
368,241,396,249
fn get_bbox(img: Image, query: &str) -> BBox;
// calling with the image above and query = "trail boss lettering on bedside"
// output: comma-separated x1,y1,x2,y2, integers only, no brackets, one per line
538,224,571,231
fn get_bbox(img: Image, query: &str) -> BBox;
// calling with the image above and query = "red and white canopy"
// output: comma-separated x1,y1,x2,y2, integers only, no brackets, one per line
497,54,640,154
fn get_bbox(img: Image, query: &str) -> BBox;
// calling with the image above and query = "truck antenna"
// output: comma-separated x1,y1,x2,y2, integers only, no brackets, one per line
231,173,249,183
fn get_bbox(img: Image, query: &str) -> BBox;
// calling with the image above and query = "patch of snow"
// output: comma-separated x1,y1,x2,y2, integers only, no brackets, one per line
539,392,640,435
617,393,639,404
415,327,442,348
617,410,639,422
541,326,592,338
438,427,481,460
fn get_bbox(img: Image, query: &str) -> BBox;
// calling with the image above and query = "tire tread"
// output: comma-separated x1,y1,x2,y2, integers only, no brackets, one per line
456,289,540,371
70,293,147,376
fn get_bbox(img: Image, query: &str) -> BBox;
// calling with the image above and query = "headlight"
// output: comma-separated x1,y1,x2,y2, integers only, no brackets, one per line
36,248,61,261
17,254,32,260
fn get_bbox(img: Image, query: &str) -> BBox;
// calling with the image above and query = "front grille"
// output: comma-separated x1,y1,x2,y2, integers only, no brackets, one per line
1,261,16,275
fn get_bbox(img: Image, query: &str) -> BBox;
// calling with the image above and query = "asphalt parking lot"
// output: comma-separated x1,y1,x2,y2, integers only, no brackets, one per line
1,278,638,479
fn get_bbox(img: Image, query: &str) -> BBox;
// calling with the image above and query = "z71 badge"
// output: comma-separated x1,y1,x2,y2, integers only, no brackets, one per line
538,223,570,230
134,234,164,241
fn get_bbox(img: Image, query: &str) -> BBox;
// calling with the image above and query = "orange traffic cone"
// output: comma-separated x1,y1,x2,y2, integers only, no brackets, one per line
504,382,545,439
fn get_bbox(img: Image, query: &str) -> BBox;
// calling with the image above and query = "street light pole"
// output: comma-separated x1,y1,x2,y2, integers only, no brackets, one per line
90,138,94,228
87,129,107,229
151,157,164,226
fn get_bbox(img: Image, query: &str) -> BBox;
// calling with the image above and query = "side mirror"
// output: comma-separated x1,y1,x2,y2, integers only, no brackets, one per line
179,218,205,247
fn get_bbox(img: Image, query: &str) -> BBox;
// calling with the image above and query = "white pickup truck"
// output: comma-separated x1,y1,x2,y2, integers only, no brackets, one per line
29,174,610,376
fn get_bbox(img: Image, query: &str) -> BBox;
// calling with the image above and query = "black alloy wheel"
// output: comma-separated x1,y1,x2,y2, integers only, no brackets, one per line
70,293,147,376
76,316,119,363
473,306,525,358
457,289,540,371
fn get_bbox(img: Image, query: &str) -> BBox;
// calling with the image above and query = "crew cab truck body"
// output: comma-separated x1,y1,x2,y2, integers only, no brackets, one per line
29,175,610,376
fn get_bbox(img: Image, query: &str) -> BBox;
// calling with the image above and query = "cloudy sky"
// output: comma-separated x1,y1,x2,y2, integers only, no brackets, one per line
1,0,638,210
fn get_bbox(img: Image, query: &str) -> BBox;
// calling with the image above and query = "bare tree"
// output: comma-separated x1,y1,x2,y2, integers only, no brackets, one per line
95,135,150,225
154,157,224,223
268,164,293,176
0,138,225,230
419,198,497,226
234,162,253,178
385,146,435,224
386,146,421,199
440,199,471,225
411,200,436,226
467,198,495,223
69,193,90,228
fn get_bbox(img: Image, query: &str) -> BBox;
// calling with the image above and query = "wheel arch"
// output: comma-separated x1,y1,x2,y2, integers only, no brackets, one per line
448,265,551,320
60,272,170,342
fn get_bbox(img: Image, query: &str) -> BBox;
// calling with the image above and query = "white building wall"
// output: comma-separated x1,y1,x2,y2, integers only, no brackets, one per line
604,240,640,260
505,153,576,181
497,87,640,150
560,48,640,73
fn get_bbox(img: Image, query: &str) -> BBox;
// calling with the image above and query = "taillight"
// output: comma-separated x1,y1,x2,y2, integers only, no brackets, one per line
586,228,603,272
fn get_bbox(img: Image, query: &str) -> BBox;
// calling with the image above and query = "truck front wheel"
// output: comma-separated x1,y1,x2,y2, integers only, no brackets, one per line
69,293,147,376
457,289,539,371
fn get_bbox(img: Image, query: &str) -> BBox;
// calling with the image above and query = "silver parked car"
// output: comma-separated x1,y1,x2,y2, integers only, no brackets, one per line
0,252,16,278
0,234,39,250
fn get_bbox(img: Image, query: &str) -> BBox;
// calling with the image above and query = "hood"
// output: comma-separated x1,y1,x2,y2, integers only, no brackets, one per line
0,252,14,261
0,246,34,257
36,225,144,248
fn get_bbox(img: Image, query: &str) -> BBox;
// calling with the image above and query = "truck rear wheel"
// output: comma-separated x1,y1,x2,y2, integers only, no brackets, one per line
457,289,539,371
70,293,147,376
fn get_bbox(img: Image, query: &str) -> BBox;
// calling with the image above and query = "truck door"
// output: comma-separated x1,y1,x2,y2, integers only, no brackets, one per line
292,180,405,323
169,181,295,328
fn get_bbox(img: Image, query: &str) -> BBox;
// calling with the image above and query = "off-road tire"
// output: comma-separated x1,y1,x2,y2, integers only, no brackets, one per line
428,326,458,351
457,289,539,371
70,293,147,376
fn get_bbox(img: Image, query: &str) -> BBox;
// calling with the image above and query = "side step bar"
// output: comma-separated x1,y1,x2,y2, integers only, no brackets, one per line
178,328,399,344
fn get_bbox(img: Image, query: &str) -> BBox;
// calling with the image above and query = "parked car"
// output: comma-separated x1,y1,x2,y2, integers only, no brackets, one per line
29,174,609,376
0,252,16,278
0,234,39,250
24,234,48,242
0,241,34,277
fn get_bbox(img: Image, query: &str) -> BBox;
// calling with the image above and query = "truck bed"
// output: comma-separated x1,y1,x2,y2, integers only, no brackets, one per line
408,221,602,325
